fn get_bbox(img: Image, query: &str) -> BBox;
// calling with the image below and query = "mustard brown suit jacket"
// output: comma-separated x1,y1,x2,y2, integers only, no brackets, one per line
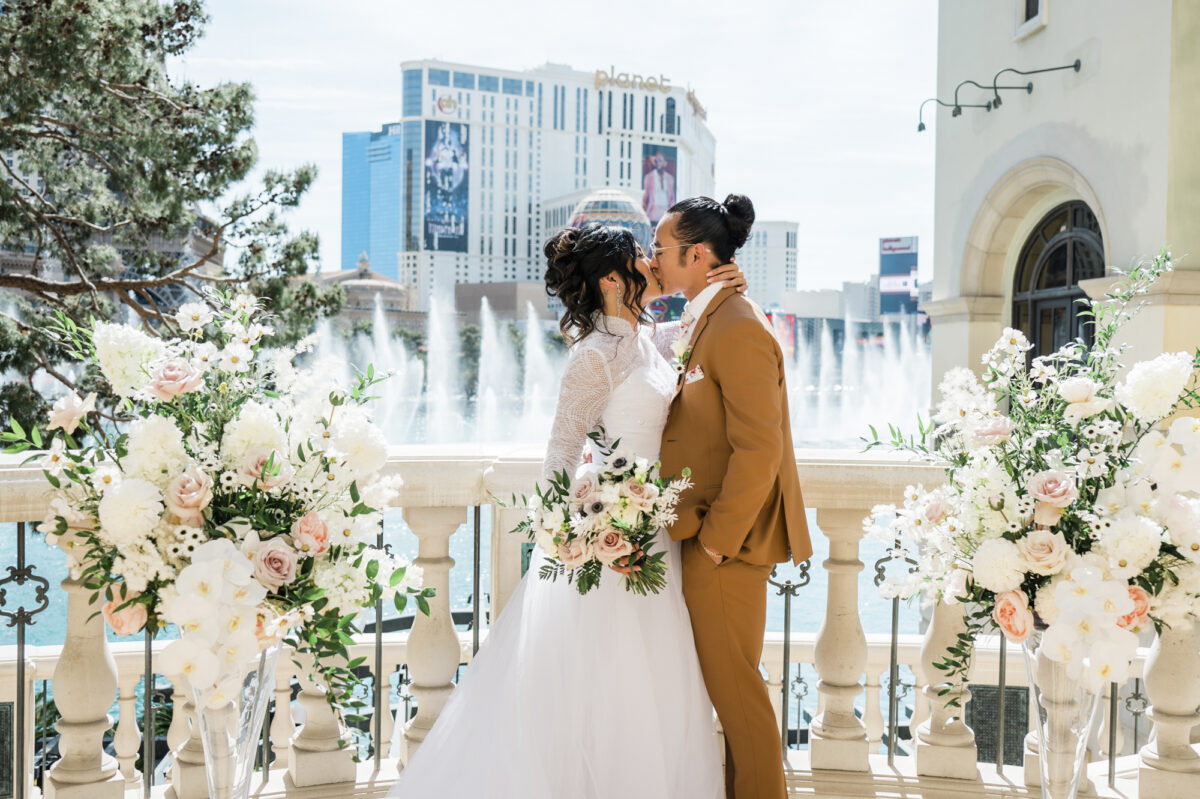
659,286,812,566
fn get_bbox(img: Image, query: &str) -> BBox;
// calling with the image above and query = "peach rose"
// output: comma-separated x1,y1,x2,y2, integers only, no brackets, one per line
1016,529,1071,576
594,528,634,565
291,511,330,556
972,417,1017,447
993,589,1035,643
569,472,600,507
556,536,592,569
1029,470,1078,526
623,479,660,513
47,392,96,435
147,357,204,402
103,598,148,636
239,448,294,490
165,466,213,524
1117,585,1151,630
253,538,298,590
921,490,954,526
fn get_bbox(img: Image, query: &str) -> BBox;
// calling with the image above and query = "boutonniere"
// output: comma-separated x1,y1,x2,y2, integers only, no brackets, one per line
669,336,691,375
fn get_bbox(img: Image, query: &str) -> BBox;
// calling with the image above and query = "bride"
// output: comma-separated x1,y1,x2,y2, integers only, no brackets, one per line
389,223,748,798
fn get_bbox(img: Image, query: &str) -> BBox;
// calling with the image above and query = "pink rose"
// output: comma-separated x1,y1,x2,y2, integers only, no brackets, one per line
165,466,213,524
623,479,660,512
569,472,599,507
1016,529,1070,576
147,358,204,402
253,538,298,591
1029,470,1078,525
972,417,1017,447
1118,585,1151,630
103,598,148,636
239,448,294,490
593,528,634,565
47,392,96,435
921,489,954,526
291,511,330,556
556,536,592,569
993,589,1035,643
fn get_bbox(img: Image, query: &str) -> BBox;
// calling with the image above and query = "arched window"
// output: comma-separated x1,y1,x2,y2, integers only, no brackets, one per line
1012,201,1105,358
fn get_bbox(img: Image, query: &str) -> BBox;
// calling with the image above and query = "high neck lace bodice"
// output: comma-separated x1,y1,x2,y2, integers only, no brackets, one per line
540,313,680,479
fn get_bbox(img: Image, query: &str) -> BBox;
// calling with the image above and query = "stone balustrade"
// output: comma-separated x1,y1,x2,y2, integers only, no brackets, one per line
0,449,1172,797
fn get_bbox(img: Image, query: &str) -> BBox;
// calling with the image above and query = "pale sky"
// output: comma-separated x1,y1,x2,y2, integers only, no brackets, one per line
174,0,938,291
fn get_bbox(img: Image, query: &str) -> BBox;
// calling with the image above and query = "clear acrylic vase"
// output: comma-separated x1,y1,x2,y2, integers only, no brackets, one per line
1022,628,1103,799
191,644,282,799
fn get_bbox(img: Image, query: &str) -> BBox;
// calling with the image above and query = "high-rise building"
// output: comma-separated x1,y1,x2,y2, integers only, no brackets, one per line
341,60,716,308
738,221,798,308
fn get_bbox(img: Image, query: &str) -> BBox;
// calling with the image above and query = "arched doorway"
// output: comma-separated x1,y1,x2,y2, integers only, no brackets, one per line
1011,200,1105,358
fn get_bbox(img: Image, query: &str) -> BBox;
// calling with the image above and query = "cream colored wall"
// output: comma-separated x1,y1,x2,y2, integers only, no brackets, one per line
932,0,1173,305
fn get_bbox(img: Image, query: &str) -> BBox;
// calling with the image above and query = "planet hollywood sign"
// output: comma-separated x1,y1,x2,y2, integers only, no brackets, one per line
594,67,672,93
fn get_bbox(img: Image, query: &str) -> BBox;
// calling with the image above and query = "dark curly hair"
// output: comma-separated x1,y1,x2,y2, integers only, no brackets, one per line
543,223,652,343
667,193,755,263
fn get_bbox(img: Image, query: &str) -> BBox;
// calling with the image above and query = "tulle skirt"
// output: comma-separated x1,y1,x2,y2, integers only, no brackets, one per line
389,539,723,798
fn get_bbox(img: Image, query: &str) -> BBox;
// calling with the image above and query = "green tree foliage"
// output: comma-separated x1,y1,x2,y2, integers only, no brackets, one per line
0,0,342,432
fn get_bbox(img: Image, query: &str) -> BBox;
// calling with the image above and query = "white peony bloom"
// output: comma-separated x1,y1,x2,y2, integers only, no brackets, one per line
92,322,164,397
221,401,287,469
971,538,1025,593
97,478,163,547
123,415,188,487
1116,352,1196,424
175,303,214,332
328,408,388,479
1094,514,1163,579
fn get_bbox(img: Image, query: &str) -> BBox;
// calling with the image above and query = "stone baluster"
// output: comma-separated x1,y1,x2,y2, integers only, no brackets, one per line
809,508,870,772
907,671,929,744
914,597,979,780
378,661,399,760
113,668,143,786
288,651,356,787
1097,681,1123,763
268,657,295,770
400,507,465,763
165,678,189,755
43,554,124,799
864,663,886,750
1139,621,1200,794
169,691,210,799
763,656,786,739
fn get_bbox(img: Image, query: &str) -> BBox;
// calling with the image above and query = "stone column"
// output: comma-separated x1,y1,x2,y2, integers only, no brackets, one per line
287,651,356,787
168,694,209,799
809,508,870,772
1139,621,1200,794
915,598,978,780
44,565,123,799
399,506,464,764
113,668,143,786
268,658,295,770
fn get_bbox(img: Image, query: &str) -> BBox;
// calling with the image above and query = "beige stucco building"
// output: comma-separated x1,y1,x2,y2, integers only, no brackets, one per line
925,0,1200,392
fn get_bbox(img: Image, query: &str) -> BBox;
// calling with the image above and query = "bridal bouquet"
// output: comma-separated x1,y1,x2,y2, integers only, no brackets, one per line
865,249,1200,691
5,291,434,709
511,432,691,595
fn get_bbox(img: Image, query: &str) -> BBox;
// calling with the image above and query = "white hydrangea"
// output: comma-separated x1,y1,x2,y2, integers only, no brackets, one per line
1115,352,1196,424
328,407,388,479
221,400,287,469
97,478,164,548
123,415,188,487
312,558,371,616
1094,514,1163,579
933,367,996,427
971,537,1025,593
92,322,164,397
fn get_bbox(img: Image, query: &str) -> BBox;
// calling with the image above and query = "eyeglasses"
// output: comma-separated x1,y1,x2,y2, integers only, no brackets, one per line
651,243,693,256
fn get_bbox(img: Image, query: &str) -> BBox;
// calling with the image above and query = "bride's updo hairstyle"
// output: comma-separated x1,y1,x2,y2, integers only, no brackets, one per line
666,193,755,264
544,223,652,342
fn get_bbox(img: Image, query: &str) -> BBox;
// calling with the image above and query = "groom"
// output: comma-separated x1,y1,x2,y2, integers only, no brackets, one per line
651,197,811,799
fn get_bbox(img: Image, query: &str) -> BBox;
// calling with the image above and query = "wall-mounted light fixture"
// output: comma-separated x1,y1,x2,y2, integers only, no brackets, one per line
916,58,1083,132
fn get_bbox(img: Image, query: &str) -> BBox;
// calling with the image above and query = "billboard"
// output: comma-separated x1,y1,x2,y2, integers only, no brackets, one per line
424,121,469,252
767,312,798,360
879,236,919,315
641,144,677,225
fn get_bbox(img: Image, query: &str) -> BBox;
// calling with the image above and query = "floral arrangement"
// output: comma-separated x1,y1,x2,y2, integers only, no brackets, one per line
512,431,691,595
4,292,433,709
865,249,1200,692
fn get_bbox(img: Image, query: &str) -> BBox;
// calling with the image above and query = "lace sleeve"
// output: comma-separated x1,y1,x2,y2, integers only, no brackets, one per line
650,320,682,361
541,346,613,480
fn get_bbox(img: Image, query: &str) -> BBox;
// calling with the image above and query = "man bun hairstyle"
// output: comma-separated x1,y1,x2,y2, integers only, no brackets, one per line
666,193,756,263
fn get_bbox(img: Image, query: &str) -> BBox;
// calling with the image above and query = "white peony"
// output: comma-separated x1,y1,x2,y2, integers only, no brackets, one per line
92,322,164,397
221,401,287,469
1057,376,1113,424
971,538,1025,593
1116,352,1196,424
97,478,164,547
328,407,388,479
123,415,188,487
1094,514,1163,579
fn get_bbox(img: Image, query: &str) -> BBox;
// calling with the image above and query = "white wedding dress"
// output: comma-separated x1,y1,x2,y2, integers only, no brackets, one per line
389,314,722,798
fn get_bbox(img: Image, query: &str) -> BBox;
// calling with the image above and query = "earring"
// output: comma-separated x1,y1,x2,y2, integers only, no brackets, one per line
616,284,623,309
